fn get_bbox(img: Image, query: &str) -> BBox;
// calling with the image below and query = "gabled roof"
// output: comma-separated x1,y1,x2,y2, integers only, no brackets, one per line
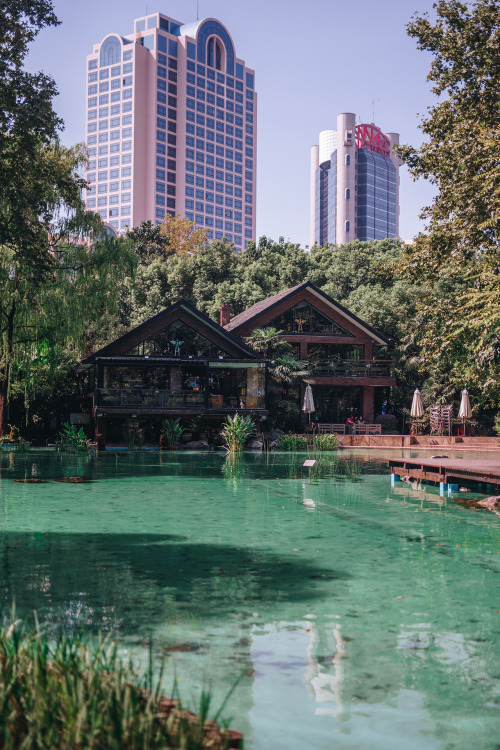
225,281,390,345
80,299,260,366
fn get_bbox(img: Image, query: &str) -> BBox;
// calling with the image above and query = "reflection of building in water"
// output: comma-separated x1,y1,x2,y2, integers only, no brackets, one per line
305,618,345,717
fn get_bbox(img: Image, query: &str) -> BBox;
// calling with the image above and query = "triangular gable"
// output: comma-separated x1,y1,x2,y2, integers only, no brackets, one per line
226,282,390,345
80,300,260,365
267,299,354,337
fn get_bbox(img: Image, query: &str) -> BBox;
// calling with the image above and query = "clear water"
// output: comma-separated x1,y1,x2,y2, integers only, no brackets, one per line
0,449,499,750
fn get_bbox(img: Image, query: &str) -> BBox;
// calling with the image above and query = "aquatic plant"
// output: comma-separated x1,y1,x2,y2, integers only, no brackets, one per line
312,433,338,451
160,418,184,450
0,620,239,750
220,414,254,453
58,423,91,453
276,433,309,451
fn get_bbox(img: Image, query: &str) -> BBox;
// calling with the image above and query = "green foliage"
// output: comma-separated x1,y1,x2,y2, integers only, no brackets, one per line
263,398,302,433
493,414,500,437
220,414,254,453
0,621,236,749
160,418,184,450
58,423,90,453
312,433,339,451
395,0,500,409
127,220,172,264
276,434,309,451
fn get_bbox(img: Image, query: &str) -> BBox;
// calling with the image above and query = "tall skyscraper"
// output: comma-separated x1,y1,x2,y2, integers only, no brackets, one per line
310,113,401,247
85,13,257,251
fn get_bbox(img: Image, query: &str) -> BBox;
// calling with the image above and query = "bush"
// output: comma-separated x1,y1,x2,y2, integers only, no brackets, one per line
58,423,90,453
264,399,302,432
494,413,500,437
374,414,399,432
276,433,309,451
313,433,338,451
160,418,184,450
0,622,238,749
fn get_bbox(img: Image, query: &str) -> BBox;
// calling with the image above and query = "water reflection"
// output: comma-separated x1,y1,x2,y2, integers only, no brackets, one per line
0,450,498,749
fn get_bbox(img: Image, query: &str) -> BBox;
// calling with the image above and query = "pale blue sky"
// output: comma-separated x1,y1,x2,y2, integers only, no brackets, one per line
26,0,438,246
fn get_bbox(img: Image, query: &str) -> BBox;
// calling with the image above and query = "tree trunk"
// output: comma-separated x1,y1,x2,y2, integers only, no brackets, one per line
0,300,16,436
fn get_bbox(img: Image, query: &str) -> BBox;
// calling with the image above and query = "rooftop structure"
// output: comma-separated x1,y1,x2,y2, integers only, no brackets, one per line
310,113,402,247
85,13,257,251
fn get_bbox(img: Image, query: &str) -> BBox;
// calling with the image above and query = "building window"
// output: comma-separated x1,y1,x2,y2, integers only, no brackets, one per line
345,154,350,166
207,37,222,70
345,220,350,232
345,188,350,199
100,36,121,67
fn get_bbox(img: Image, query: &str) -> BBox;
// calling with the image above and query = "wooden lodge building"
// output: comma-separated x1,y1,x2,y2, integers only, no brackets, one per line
77,300,267,445
225,282,395,426
76,282,394,444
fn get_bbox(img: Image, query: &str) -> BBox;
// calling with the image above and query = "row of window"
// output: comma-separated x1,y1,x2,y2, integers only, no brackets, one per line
88,49,133,71
186,58,247,89
88,64,133,83
87,196,130,210
88,153,131,169
87,166,131,181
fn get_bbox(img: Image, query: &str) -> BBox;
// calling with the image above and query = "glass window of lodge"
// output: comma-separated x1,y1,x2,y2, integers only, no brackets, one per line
269,302,353,336
124,319,234,358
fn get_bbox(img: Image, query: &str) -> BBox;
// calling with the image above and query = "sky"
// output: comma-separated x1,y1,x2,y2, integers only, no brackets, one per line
26,0,439,247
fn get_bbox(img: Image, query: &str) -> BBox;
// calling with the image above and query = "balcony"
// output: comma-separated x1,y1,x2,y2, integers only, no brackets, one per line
96,388,206,410
94,388,266,411
310,360,392,378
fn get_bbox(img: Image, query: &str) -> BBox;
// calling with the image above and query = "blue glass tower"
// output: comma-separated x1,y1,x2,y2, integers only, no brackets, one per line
310,113,401,246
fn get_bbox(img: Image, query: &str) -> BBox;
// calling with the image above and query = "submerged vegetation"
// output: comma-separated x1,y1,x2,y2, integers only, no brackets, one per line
0,621,239,750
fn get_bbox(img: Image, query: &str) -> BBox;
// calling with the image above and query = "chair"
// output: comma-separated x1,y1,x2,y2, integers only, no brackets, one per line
440,405,453,436
429,406,441,436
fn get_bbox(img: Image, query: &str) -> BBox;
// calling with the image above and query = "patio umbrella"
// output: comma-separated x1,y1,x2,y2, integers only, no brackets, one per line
302,384,315,423
458,388,472,431
410,388,424,418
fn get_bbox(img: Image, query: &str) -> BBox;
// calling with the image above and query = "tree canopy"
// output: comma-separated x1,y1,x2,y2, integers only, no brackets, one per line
396,0,500,405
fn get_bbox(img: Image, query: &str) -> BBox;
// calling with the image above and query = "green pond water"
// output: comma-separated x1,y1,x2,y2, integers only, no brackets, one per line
0,448,499,749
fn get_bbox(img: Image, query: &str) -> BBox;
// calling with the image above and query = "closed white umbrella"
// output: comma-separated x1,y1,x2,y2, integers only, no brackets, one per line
458,389,472,419
303,384,315,423
410,388,424,418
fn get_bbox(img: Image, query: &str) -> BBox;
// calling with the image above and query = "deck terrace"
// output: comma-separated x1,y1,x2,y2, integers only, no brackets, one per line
389,457,500,489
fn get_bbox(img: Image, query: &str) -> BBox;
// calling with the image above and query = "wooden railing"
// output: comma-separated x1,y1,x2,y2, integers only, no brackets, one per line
94,389,266,411
317,422,382,435
310,360,392,377
95,389,205,409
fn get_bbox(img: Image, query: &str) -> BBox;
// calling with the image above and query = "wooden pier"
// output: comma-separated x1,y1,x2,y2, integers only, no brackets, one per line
388,457,500,490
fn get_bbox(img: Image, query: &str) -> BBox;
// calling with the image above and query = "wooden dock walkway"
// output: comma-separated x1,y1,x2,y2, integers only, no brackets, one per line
388,457,500,489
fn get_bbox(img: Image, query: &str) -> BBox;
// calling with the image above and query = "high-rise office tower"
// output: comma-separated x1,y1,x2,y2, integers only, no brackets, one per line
310,113,401,247
85,13,257,251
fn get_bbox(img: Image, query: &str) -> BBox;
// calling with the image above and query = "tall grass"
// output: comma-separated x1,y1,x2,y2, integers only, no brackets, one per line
277,433,338,451
276,433,309,451
312,433,338,451
0,620,239,749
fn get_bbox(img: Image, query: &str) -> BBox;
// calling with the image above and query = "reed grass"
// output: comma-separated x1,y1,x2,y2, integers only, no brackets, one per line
0,620,238,749
276,433,309,451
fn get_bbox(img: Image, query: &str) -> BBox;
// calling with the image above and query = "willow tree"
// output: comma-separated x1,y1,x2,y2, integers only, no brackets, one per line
0,199,137,432
396,0,500,405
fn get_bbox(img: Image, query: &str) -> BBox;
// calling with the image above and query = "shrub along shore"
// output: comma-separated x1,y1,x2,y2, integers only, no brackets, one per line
0,622,242,750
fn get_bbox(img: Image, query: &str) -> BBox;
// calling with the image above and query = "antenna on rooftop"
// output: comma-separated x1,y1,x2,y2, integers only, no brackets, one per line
371,97,380,123
197,0,199,20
